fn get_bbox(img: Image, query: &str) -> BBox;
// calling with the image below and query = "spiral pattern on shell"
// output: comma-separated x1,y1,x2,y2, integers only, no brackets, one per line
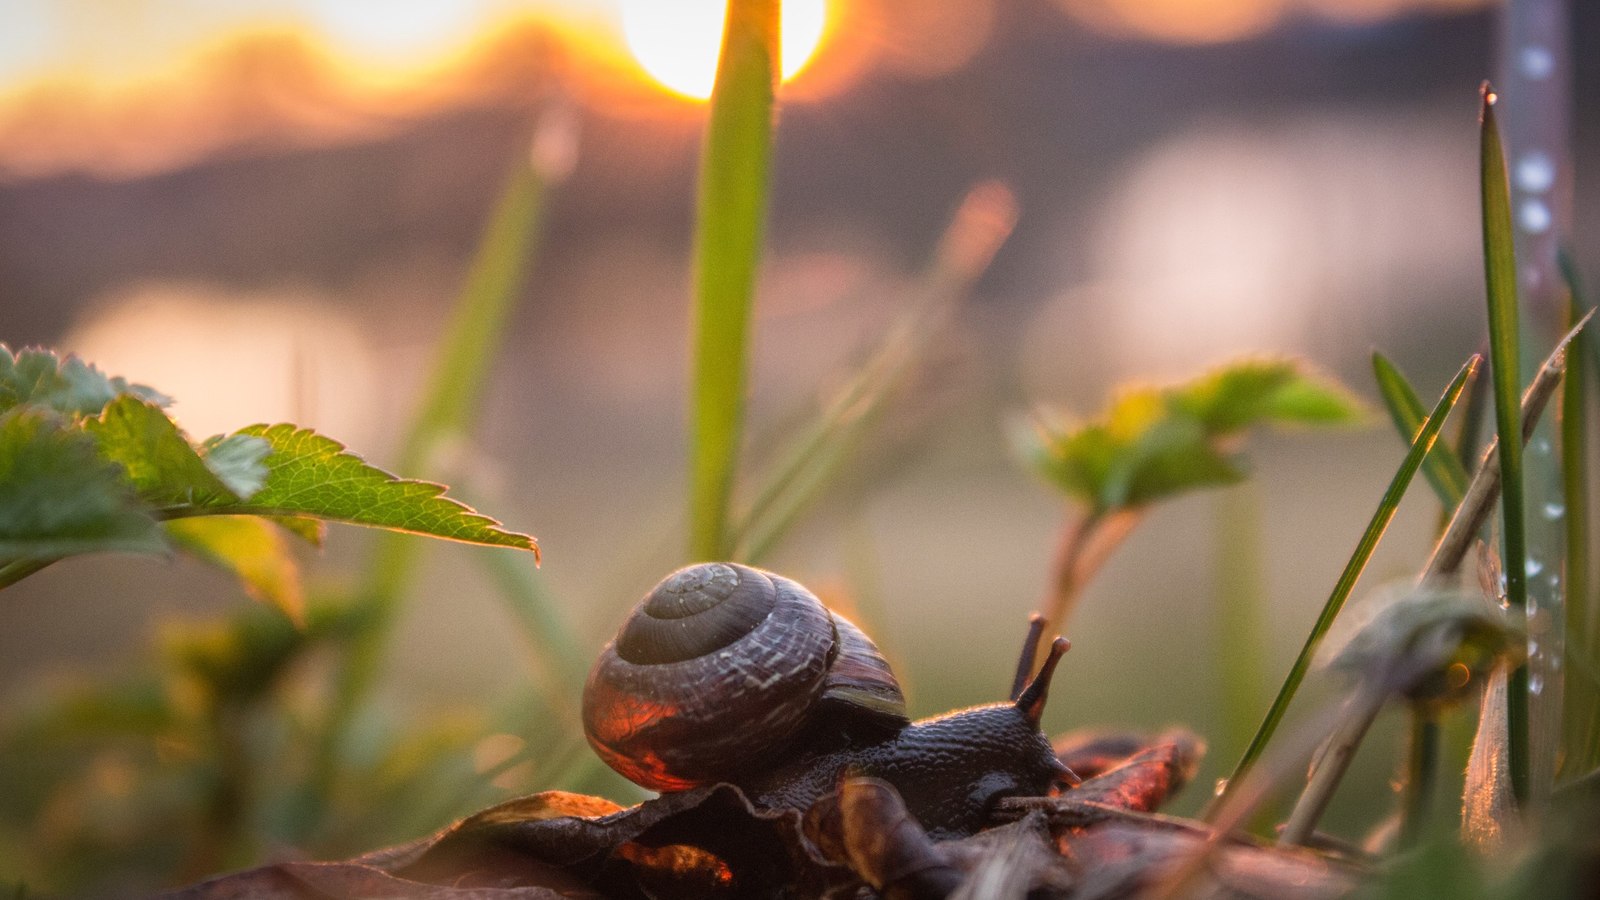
582,562,904,791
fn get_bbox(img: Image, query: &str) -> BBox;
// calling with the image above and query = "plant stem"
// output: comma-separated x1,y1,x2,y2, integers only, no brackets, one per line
1040,508,1142,638
1422,314,1587,581
687,0,779,561
1401,708,1441,848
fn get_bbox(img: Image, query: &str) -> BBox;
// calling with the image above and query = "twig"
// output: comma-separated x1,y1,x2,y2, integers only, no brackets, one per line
1423,310,1591,581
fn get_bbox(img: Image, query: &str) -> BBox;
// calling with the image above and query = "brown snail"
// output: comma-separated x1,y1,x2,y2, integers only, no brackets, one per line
582,562,1073,838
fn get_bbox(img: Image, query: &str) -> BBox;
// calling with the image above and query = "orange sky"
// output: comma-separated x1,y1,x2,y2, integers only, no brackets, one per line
0,0,1489,179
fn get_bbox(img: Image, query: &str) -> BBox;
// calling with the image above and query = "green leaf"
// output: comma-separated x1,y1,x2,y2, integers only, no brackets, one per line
83,396,266,508
0,407,165,560
200,433,273,498
688,0,778,560
1480,84,1529,803
1372,353,1470,508
0,345,167,418
165,516,304,623
214,424,537,554
1171,358,1363,431
1024,358,1362,513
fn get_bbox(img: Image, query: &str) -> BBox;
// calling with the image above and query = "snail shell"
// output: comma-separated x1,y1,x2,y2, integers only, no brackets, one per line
582,562,907,791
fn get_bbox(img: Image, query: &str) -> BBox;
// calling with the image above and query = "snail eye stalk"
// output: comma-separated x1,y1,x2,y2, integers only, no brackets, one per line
1015,636,1070,729
1010,613,1048,701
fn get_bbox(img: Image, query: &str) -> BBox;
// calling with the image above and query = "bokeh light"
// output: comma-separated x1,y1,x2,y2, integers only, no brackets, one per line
619,0,829,100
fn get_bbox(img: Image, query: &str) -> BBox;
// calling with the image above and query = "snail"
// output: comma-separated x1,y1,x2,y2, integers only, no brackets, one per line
582,562,1074,838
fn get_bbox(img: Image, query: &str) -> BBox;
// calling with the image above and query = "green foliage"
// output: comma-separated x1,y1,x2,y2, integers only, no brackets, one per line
218,424,534,552
1021,358,1362,513
0,344,167,417
0,346,536,596
0,407,165,558
84,396,268,508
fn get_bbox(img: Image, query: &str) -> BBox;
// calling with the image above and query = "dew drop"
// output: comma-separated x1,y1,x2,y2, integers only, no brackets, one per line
1530,672,1544,695
1526,557,1545,577
1213,778,1229,797
1528,639,1539,657
1520,46,1555,80
1544,501,1566,520
1532,436,1553,454
1516,152,1556,193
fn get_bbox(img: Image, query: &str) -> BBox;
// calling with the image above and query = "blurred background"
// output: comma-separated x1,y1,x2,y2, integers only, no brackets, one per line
1,0,1597,892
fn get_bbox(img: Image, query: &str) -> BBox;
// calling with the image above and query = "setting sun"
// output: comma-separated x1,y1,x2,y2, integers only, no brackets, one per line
620,0,829,100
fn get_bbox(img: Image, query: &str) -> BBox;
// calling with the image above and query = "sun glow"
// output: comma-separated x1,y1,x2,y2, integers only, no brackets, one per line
619,0,828,100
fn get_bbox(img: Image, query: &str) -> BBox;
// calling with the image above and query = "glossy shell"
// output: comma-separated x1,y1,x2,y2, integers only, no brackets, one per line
582,562,906,791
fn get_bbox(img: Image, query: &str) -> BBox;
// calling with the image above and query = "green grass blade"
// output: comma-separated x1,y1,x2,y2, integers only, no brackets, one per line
1480,84,1529,803
1372,353,1470,509
1560,251,1600,372
1563,280,1596,774
687,0,779,561
1215,354,1478,812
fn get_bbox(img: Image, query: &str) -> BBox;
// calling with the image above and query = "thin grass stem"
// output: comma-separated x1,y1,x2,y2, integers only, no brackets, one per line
1212,355,1478,817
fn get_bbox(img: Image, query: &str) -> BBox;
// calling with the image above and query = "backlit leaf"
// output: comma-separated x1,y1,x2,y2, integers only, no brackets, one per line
1023,358,1362,512
215,424,537,554
83,396,263,508
165,516,304,623
0,345,167,418
0,407,165,559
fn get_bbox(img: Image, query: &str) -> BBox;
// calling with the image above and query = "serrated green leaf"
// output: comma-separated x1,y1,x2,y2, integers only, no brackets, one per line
0,407,165,559
1025,357,1362,513
213,424,537,554
165,516,304,623
0,345,167,418
83,396,251,508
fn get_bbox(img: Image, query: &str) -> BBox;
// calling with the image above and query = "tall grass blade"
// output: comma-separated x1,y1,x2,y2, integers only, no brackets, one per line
1215,355,1478,814
687,0,779,561
1372,352,1471,509
1562,275,1596,775
1480,84,1530,803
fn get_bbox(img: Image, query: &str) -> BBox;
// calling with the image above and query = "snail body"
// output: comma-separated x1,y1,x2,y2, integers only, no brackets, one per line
582,563,1071,838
